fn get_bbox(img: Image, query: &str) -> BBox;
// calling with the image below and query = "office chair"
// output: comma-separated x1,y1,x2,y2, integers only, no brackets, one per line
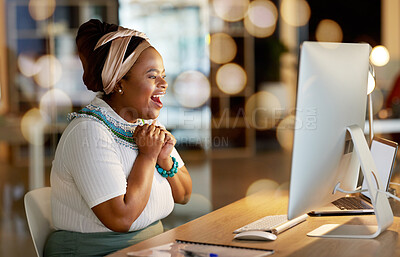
24,187,54,257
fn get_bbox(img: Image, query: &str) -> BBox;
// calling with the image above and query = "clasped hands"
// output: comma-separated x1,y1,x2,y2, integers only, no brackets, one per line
132,121,176,164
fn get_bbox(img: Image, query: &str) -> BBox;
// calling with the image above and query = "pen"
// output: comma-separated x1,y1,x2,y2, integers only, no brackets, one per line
180,249,218,257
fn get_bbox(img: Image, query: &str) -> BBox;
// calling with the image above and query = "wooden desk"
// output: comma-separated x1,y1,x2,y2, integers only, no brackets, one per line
108,191,400,257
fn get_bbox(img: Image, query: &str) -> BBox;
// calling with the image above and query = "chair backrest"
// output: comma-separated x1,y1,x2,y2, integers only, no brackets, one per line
24,187,54,257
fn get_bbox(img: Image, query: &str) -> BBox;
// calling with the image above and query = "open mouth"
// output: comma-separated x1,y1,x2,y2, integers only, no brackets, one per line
150,93,165,108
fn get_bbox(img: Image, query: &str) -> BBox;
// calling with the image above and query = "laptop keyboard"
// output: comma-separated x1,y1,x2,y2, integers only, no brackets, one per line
332,197,373,210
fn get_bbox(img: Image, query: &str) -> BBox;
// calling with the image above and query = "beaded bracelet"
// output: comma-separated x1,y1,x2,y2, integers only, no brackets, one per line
156,156,178,178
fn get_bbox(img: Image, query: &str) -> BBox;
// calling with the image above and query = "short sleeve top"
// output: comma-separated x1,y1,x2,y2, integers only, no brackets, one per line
50,97,184,233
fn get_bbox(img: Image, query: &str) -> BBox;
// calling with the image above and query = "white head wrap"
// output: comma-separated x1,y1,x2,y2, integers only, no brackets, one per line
94,26,151,94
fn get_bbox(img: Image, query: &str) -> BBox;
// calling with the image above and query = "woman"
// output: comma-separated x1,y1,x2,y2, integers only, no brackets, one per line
44,19,192,256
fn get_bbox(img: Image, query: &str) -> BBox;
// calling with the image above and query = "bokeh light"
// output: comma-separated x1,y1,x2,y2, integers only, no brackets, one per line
370,45,390,67
276,115,295,152
173,71,210,108
245,91,282,130
275,182,290,197
315,19,343,42
18,53,39,77
280,0,311,27
371,87,384,115
216,63,247,94
206,33,211,45
21,108,46,145
244,0,277,38
213,0,249,22
246,179,279,196
39,88,73,122
248,0,277,28
29,0,56,21
209,33,237,64
33,55,62,88
367,71,376,95
378,109,391,119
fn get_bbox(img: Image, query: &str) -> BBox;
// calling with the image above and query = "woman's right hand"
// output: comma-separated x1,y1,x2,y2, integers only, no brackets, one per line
133,122,165,160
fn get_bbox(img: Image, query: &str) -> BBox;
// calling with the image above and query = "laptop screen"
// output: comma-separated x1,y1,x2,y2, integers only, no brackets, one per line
361,137,398,199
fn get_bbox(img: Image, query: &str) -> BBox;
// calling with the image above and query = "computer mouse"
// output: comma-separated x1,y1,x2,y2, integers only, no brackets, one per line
234,231,277,241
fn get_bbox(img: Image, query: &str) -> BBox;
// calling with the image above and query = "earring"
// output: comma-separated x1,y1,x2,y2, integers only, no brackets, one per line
118,88,124,94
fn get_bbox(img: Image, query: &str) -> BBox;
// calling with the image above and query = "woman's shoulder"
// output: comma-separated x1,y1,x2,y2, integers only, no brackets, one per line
64,114,139,152
55,117,117,160
63,117,114,142
51,117,117,169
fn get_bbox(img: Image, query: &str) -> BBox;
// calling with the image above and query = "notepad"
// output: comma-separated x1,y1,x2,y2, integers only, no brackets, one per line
127,239,274,257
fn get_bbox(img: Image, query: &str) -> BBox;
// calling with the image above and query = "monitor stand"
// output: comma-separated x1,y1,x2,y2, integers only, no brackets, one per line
307,125,394,239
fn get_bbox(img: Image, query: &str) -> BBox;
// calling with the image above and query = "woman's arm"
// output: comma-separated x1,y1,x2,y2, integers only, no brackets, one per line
157,130,192,204
92,123,165,232
158,158,192,204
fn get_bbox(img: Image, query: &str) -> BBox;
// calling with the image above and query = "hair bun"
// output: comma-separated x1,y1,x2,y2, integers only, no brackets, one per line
76,19,118,93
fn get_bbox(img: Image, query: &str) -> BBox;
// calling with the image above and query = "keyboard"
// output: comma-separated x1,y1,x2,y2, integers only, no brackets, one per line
332,197,373,210
233,214,288,233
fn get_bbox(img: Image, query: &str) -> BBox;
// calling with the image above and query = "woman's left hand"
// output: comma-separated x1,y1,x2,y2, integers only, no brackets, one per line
157,128,176,161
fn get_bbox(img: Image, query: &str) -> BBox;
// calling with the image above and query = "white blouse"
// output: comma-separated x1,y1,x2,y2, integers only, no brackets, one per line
50,97,184,233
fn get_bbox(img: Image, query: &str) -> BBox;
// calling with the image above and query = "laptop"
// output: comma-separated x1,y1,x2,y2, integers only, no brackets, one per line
310,137,398,216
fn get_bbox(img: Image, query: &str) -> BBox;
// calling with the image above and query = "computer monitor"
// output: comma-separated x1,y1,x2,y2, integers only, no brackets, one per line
287,41,393,238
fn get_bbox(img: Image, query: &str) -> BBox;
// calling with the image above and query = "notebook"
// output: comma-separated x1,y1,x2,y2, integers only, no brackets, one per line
127,240,274,257
310,137,398,216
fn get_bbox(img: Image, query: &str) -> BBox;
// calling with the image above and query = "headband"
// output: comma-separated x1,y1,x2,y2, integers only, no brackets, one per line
94,26,151,94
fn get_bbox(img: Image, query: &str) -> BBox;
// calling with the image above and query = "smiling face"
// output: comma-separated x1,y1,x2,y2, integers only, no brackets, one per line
116,47,167,121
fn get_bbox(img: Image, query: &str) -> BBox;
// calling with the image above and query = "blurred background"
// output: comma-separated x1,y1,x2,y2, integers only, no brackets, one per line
1,0,400,256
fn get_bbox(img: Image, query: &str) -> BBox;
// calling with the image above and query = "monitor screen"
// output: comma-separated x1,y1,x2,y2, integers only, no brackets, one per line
288,41,371,220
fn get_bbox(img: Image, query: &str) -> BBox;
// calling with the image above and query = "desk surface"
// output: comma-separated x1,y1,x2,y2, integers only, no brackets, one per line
108,191,400,257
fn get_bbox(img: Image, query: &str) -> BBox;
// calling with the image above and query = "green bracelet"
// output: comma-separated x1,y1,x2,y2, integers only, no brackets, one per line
156,156,178,178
